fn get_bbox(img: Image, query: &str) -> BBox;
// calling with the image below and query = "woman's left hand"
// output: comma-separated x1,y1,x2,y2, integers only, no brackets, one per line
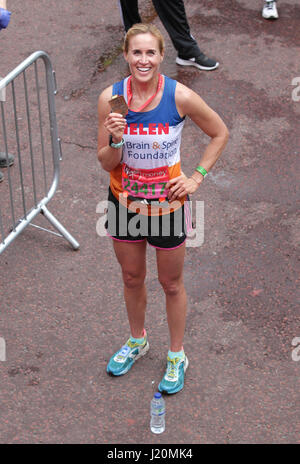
166,173,201,202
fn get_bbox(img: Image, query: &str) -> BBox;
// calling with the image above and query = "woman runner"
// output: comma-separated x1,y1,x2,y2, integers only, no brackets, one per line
97,23,228,394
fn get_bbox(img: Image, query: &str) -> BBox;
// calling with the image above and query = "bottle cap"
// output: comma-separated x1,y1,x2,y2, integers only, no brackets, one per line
154,392,162,399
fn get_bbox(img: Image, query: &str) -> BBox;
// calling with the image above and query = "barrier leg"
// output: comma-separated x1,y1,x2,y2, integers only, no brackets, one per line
40,205,80,250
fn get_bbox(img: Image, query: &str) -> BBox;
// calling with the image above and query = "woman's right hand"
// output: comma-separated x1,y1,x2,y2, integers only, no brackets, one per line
104,112,127,144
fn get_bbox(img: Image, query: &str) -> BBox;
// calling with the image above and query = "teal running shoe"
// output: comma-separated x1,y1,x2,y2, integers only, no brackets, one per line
158,354,189,394
106,334,149,376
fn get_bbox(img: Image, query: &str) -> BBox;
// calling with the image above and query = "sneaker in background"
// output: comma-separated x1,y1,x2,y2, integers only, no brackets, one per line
0,152,14,168
176,52,219,71
262,1,279,19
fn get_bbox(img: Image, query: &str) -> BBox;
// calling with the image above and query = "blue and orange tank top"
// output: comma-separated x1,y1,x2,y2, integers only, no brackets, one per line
109,75,186,212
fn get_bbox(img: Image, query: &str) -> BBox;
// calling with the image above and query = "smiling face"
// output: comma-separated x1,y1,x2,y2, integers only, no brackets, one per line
124,32,164,83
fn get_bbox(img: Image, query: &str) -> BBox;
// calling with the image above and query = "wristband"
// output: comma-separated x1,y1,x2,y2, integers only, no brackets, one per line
195,166,208,178
0,8,11,30
109,135,125,149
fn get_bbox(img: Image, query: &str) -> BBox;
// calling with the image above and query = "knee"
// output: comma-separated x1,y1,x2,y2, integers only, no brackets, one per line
158,276,183,296
122,269,146,290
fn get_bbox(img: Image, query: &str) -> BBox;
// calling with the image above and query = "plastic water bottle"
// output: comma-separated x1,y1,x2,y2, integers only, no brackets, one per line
150,392,165,434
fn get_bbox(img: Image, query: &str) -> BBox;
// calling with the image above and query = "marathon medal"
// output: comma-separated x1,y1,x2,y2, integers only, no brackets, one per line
109,95,128,117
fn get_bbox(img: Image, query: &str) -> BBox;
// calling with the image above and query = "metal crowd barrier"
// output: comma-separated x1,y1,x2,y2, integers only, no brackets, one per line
0,51,79,254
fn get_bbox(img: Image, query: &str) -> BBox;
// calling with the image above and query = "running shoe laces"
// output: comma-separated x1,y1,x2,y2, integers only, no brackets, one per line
158,354,189,394
165,356,181,380
114,344,132,363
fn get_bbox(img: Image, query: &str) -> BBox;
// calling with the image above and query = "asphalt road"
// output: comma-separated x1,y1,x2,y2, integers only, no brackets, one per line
0,0,299,444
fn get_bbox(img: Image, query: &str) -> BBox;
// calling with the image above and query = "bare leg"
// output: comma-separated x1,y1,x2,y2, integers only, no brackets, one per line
113,239,147,338
156,243,187,352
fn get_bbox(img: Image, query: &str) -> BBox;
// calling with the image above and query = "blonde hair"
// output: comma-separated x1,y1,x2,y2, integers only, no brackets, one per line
123,23,165,55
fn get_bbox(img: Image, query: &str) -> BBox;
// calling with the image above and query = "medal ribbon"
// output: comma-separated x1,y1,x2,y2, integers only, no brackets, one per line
127,74,163,112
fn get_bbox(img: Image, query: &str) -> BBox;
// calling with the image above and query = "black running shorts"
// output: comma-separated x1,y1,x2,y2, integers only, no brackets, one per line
105,188,187,249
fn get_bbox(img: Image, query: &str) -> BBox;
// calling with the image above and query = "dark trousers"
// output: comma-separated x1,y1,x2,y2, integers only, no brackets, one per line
119,0,201,58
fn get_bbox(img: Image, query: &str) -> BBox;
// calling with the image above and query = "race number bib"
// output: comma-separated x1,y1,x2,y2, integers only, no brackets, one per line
122,164,170,199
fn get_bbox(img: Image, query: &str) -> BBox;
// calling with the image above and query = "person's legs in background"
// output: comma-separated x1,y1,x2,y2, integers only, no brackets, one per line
152,0,219,71
119,0,142,32
118,0,219,71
